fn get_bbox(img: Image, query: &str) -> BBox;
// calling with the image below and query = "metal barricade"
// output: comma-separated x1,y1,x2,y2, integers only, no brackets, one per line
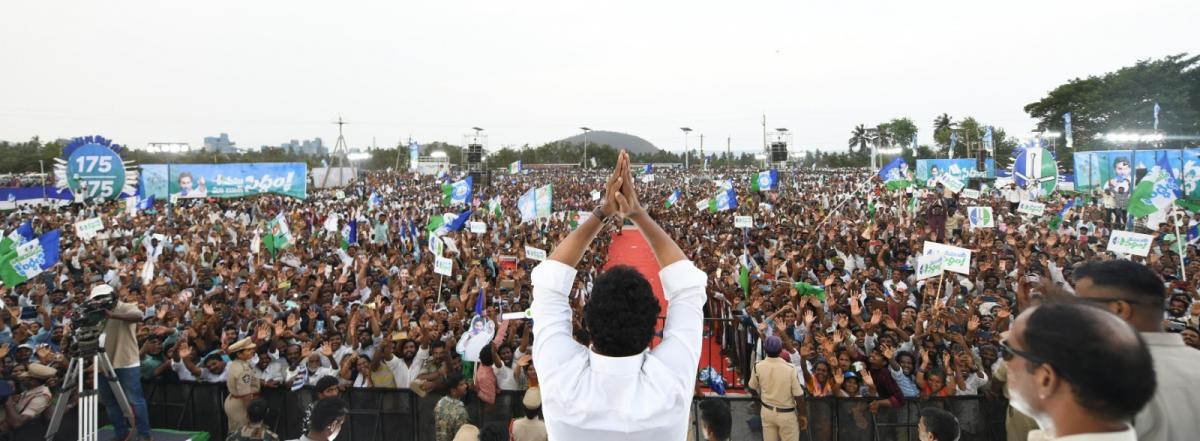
101,380,1009,440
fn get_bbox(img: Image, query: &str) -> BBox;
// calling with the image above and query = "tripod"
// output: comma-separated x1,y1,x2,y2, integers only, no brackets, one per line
44,343,135,441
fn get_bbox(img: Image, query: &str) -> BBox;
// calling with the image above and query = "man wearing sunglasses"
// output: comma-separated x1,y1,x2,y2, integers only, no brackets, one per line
1003,302,1155,441
1073,260,1200,441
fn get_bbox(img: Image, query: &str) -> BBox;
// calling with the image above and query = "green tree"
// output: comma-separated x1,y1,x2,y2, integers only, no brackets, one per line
1025,53,1200,151
848,124,871,155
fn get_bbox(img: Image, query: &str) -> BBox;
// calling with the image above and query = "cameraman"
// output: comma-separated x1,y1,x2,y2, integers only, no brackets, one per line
93,284,152,441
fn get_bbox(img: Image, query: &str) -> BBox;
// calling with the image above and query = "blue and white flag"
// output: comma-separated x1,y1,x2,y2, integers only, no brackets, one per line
751,170,778,192
0,229,61,287
949,132,958,158
443,176,473,205
911,133,918,149
1154,102,1161,131
1064,112,1073,149
879,158,912,190
137,194,155,212
518,188,537,222
445,209,473,233
643,164,653,175
984,126,994,153
368,192,381,208
708,188,738,213
665,189,681,209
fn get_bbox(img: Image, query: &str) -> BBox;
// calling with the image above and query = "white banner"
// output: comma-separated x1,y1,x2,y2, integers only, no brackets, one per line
469,222,487,234
696,200,709,211
434,256,453,276
916,254,944,280
1107,230,1154,256
74,217,105,240
1017,200,1046,217
941,175,965,193
734,216,754,228
967,206,994,228
923,241,972,275
524,245,547,262
961,188,980,199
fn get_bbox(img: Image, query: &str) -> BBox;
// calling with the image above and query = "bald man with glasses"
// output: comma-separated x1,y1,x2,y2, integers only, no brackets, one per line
1072,260,1200,441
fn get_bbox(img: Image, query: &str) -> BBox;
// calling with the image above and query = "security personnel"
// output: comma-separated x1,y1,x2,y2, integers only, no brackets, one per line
748,336,807,441
1,363,56,439
224,337,262,432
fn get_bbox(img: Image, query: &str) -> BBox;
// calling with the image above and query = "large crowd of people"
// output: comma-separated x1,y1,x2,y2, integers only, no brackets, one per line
1,156,1198,441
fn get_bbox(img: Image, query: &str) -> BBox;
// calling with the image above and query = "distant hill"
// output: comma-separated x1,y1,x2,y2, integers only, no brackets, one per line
557,131,660,155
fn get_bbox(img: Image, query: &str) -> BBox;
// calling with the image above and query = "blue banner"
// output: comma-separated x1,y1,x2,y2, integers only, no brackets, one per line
0,187,74,210
1074,149,1197,197
140,163,307,200
914,159,995,186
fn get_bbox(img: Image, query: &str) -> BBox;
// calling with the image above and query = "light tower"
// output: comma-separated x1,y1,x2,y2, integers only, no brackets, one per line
321,115,352,188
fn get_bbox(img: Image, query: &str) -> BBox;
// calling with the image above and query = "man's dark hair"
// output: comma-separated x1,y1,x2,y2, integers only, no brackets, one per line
247,398,268,423
1074,260,1165,314
441,371,465,395
308,397,347,434
585,265,660,357
1022,303,1156,421
919,407,960,441
478,344,494,365
698,399,732,440
479,422,509,441
430,340,446,350
315,375,340,394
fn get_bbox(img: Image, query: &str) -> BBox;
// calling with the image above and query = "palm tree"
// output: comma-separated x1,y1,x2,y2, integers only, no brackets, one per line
874,124,892,149
848,124,871,154
934,113,952,134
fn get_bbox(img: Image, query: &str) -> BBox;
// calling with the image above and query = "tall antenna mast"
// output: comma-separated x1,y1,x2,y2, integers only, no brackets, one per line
322,114,351,188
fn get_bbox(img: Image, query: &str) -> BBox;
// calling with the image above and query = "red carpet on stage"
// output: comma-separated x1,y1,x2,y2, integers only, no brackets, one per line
604,226,737,389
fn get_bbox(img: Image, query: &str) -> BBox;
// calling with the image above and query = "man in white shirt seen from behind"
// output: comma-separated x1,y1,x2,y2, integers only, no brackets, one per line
532,151,707,441
1072,260,1200,441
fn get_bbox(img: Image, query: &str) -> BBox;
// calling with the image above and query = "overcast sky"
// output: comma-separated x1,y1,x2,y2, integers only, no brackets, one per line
2,0,1196,155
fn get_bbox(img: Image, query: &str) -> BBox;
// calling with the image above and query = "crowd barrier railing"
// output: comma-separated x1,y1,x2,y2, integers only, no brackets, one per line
37,380,1010,441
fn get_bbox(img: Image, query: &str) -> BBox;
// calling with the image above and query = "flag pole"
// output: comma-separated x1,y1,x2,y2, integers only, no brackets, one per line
815,174,877,230
1174,208,1187,281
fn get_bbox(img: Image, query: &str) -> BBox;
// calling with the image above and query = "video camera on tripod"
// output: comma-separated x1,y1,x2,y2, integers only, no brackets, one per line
45,285,135,441
64,292,116,357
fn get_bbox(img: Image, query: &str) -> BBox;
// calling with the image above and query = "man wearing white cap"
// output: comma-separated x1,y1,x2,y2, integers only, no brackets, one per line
510,387,547,441
94,283,153,441
0,363,56,438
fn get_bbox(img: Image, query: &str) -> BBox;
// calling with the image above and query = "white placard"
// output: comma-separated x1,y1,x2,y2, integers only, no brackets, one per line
524,245,547,262
74,217,105,240
434,256,453,276
1017,200,1046,216
500,309,533,321
1107,230,1154,257
641,174,655,183
922,241,972,275
696,200,709,211
941,175,965,193
469,222,487,234
734,216,754,228
916,254,944,281
591,190,601,202
961,188,981,199
967,207,994,228
429,236,444,257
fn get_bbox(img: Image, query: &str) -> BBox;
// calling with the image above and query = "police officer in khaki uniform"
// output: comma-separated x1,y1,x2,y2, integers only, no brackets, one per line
748,336,807,441
224,337,262,432
1,363,56,439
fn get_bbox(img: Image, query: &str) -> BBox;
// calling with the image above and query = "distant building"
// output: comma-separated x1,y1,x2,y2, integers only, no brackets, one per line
203,133,238,153
278,138,326,156
146,142,192,153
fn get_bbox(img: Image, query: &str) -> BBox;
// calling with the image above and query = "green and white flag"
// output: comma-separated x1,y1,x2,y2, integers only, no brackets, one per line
1128,156,1179,228
665,189,680,209
263,213,294,257
488,196,503,217
0,230,60,287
